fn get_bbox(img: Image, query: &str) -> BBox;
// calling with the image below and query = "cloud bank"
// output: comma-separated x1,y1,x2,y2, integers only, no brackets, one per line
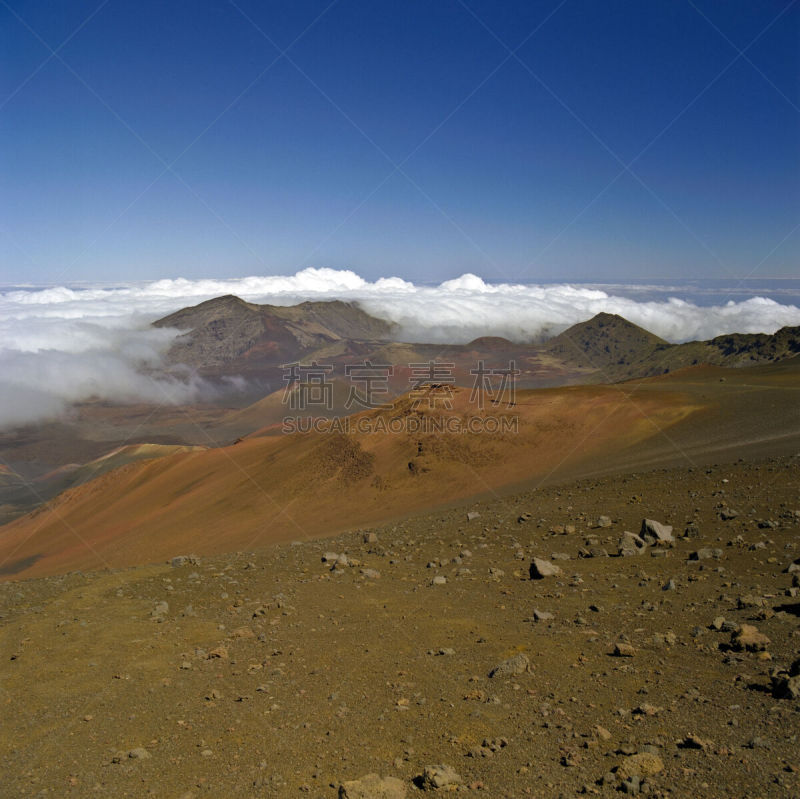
1,267,799,428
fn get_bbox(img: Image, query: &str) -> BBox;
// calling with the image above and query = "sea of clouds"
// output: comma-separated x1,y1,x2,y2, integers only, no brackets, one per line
1,267,799,429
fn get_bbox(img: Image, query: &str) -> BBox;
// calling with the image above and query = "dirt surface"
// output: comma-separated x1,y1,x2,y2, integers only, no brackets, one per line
1,456,799,798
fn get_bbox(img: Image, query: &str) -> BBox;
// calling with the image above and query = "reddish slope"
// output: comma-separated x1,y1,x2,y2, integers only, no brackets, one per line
0,384,702,580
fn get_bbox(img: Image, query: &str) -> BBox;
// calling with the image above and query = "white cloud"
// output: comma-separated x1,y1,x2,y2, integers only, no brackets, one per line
1,268,798,428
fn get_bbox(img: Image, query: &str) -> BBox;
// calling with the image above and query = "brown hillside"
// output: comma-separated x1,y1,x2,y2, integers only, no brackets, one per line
0,382,702,580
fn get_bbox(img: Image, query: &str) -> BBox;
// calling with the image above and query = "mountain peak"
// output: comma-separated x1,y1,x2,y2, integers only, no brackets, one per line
546,313,667,370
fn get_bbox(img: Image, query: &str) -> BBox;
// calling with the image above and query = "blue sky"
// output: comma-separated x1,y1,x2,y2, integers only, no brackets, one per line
1,0,798,284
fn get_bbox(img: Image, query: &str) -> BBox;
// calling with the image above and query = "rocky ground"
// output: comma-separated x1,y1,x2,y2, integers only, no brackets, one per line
1,455,799,798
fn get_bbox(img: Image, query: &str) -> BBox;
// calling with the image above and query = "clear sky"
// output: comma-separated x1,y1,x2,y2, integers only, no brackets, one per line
1,0,798,285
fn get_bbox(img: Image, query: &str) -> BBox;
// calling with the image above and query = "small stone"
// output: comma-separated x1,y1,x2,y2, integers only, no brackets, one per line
596,515,613,528
533,609,554,622
431,575,447,586
363,532,378,544
467,511,480,521
128,748,151,760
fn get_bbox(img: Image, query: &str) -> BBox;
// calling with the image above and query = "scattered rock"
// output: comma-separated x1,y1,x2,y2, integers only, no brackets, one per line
466,511,480,522
613,643,637,658
689,548,722,561
489,653,530,678
771,659,800,699
170,555,198,568
737,594,765,609
418,764,462,790
594,725,612,741
640,519,674,545
746,736,770,749
731,624,770,652
684,522,700,538
533,609,554,622
339,774,406,798
619,531,647,556
679,734,713,750
772,673,800,700
360,568,381,579
529,557,562,579
596,515,613,528
616,752,664,781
